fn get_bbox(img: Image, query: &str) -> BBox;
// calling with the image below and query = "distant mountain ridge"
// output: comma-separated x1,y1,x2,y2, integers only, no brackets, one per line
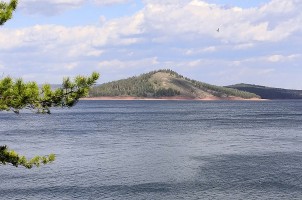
226,83,302,99
89,70,260,100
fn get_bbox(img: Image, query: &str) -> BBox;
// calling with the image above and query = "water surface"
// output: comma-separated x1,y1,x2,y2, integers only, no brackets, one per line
1,100,302,199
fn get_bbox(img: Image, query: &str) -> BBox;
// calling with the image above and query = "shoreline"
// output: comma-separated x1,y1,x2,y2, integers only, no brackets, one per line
80,96,268,101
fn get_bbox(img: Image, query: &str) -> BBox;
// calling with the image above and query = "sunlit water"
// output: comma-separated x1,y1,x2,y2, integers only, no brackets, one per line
1,100,302,199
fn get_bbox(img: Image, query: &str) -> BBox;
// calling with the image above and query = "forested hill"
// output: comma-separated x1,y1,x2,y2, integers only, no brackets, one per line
89,70,260,99
226,84,302,99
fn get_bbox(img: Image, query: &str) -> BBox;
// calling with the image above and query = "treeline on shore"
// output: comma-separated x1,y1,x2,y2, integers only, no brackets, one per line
227,84,302,99
89,69,260,99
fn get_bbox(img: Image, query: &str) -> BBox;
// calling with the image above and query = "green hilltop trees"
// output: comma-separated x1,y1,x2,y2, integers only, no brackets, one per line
90,69,260,99
0,0,100,168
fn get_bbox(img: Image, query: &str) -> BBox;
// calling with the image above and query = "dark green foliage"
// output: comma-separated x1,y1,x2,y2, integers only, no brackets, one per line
186,79,260,99
0,72,100,114
0,146,55,169
154,88,180,97
89,69,184,98
155,69,259,99
0,0,17,25
90,69,259,99
227,84,302,99
90,72,155,97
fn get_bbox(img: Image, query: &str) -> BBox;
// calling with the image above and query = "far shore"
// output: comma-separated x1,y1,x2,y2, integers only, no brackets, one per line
80,96,268,101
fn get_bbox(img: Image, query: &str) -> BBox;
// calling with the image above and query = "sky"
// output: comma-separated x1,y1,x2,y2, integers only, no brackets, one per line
1,0,302,89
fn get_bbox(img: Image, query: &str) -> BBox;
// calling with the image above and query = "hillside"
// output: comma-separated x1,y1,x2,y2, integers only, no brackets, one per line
89,70,260,100
226,84,302,99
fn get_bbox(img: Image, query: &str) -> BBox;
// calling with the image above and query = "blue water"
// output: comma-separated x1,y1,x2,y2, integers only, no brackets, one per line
1,100,302,199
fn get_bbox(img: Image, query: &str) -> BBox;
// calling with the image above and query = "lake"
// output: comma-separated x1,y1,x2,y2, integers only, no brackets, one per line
1,100,302,199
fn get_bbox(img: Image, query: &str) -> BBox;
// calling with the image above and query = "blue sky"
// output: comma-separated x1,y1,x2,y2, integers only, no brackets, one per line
206,0,269,8
1,0,302,89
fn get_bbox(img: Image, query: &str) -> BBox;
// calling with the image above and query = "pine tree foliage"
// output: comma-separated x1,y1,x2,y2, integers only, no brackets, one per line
0,0,100,168
0,72,100,114
0,0,17,25
0,146,55,169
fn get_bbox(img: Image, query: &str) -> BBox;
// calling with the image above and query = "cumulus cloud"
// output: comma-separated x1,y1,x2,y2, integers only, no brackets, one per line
1,0,302,88
0,10,144,51
12,0,302,43
140,0,302,43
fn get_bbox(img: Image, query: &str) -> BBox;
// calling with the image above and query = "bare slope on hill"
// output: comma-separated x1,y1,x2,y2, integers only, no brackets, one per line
89,70,260,100
227,83,302,99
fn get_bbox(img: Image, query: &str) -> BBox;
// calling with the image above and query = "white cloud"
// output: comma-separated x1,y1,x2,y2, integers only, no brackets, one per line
140,0,302,43
202,46,217,53
184,46,217,55
12,0,302,43
234,43,255,50
259,0,296,14
97,57,158,70
1,0,302,89
0,11,144,51
266,54,301,62
64,62,78,70
267,55,283,62
93,0,130,6
227,54,301,65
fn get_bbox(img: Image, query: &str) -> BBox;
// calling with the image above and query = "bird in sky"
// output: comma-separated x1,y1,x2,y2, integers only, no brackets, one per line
217,28,220,32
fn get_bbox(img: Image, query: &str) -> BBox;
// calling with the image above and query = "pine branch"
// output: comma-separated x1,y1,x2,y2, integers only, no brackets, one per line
0,146,56,169
0,72,100,168
0,72,100,114
0,0,18,25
